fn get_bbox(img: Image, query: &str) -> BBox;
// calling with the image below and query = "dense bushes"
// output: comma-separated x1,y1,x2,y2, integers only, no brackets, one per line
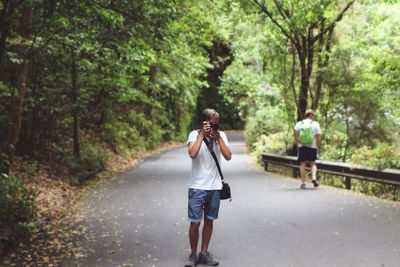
0,174,36,224
60,142,106,185
0,174,36,254
350,144,400,170
245,106,287,149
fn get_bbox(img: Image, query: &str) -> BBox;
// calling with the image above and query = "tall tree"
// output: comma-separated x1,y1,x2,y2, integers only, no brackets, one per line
250,0,354,120
1,3,31,174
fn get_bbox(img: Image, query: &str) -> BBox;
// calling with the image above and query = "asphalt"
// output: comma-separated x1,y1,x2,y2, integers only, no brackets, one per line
63,132,400,267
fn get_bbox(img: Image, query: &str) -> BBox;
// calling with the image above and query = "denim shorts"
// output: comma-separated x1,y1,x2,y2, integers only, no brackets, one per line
188,188,220,222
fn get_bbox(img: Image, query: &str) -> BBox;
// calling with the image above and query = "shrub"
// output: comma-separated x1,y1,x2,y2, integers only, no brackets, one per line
321,129,349,161
245,106,287,149
252,132,291,156
0,173,37,253
105,120,145,157
350,143,400,169
61,142,106,184
105,111,166,156
0,174,36,223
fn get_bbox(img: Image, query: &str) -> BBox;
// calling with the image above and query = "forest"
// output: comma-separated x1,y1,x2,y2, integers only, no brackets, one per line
0,0,399,259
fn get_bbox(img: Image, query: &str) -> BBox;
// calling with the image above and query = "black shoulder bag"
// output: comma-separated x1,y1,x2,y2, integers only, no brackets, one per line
203,137,232,201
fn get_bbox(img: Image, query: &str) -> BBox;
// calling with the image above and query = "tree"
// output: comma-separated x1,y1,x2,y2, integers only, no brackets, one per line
0,3,32,174
250,0,355,120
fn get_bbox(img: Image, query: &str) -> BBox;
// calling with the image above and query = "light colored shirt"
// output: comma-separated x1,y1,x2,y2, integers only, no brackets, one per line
187,130,229,190
294,118,321,149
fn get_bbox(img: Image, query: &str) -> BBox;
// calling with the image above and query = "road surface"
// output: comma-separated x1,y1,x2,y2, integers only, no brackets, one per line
64,133,400,267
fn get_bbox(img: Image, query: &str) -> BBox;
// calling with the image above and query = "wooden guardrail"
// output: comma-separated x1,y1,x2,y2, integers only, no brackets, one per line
261,153,400,189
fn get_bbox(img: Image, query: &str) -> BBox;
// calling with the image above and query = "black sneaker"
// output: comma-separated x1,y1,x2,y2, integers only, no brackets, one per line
312,180,319,187
300,183,306,189
184,253,198,267
198,252,219,266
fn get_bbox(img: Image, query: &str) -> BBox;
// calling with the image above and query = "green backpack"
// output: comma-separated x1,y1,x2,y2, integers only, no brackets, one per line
299,120,314,145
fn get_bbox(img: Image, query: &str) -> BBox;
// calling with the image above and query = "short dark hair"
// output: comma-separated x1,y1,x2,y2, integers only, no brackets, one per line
201,108,219,122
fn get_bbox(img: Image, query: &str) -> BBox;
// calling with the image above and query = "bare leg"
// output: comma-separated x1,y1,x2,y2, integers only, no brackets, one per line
200,217,213,253
310,161,317,179
189,222,200,255
299,161,307,183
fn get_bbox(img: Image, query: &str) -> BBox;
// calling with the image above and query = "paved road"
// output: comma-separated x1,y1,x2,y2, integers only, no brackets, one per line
65,133,400,267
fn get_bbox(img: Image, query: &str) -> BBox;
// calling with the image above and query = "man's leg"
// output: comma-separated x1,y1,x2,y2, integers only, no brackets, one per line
299,161,307,184
310,161,317,180
200,217,213,253
198,217,219,266
189,222,200,255
198,190,220,266
310,161,319,187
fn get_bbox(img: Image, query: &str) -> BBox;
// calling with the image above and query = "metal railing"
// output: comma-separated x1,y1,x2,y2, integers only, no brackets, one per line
261,153,400,189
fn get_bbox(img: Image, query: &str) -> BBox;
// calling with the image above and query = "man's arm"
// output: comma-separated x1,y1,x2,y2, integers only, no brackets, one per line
294,130,299,146
188,122,210,159
314,121,321,150
188,130,205,159
315,134,321,150
211,130,231,161
217,136,232,161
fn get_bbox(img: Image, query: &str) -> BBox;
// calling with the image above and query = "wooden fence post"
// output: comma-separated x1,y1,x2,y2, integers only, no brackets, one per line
344,176,351,189
293,168,299,178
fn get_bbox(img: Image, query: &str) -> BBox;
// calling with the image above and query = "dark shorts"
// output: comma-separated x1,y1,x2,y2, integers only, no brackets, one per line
188,188,220,222
298,146,317,162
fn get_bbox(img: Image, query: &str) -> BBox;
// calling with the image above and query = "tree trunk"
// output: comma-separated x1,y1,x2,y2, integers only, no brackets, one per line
71,55,80,157
0,0,16,80
1,4,31,174
298,58,309,121
196,39,233,122
290,44,299,115
294,37,313,121
313,23,333,110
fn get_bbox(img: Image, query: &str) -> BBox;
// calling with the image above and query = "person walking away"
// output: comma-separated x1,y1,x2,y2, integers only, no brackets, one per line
294,109,321,189
184,108,232,267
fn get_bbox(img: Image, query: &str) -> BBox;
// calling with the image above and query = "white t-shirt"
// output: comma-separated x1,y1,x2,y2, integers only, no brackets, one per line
187,130,229,190
294,119,321,149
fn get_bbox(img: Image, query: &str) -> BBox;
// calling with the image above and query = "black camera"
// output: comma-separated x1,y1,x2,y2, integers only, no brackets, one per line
210,123,219,131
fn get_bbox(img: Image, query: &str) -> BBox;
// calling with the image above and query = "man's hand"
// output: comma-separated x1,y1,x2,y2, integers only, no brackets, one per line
200,121,211,137
209,128,221,141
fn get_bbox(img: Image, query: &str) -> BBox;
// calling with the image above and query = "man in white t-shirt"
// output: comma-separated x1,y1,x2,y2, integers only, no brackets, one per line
184,108,232,267
294,109,321,189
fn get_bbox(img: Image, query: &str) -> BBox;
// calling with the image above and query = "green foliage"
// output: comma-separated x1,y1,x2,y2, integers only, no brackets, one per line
105,120,145,157
60,143,106,185
235,0,400,171
0,83,17,140
252,131,292,156
321,128,349,161
245,106,287,148
350,144,400,170
0,173,36,230
1,0,213,166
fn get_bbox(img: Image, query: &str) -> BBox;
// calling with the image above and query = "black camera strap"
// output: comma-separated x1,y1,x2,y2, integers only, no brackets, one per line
203,137,224,181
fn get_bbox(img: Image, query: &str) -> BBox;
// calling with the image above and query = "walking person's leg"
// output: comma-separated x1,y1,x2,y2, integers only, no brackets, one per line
298,147,307,188
310,161,319,187
299,161,307,188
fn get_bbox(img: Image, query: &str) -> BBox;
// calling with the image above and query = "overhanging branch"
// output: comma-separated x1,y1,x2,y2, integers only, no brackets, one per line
313,0,355,42
250,0,295,44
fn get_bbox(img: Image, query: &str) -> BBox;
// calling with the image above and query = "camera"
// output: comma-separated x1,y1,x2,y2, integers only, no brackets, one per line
210,123,219,131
